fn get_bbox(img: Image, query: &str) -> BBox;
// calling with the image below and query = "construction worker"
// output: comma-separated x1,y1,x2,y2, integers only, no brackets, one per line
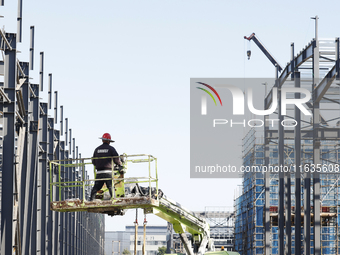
90,133,122,201
221,246,224,251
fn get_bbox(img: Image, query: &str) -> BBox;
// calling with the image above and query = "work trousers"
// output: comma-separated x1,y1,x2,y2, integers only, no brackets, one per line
90,173,113,200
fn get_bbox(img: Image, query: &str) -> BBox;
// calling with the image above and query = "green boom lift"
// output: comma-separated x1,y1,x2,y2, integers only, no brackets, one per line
49,154,237,255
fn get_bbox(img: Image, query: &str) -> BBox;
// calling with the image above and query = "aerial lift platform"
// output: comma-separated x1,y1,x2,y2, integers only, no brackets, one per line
49,154,215,255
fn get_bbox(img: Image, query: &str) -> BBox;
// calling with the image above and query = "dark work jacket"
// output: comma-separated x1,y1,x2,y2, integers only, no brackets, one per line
92,143,120,170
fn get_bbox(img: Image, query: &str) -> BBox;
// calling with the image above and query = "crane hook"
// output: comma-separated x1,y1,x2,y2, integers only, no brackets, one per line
247,50,251,60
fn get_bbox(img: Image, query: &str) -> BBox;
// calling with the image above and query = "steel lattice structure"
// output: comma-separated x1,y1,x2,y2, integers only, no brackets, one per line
235,17,340,255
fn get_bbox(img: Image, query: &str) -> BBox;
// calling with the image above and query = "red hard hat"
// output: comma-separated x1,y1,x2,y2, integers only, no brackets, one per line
99,133,115,142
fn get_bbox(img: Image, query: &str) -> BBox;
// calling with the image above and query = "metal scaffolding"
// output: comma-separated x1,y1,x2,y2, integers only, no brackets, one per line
195,207,235,251
235,17,340,255
0,2,105,255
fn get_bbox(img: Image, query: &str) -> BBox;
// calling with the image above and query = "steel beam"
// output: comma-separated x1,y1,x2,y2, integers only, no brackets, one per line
266,128,340,140
285,170,291,255
314,64,336,103
264,92,270,255
18,61,29,254
54,91,58,124
304,172,311,255
294,72,302,255
37,102,48,255
1,32,17,255
48,74,52,109
47,118,54,254
65,118,68,145
29,26,34,70
59,141,65,255
336,38,339,80
312,16,321,255
17,0,23,43
277,66,285,255
265,40,315,109
26,84,39,255
39,52,44,91
69,129,72,156
53,130,60,255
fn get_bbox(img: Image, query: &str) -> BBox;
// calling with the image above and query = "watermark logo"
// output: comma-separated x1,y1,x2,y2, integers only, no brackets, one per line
196,82,222,115
197,83,311,116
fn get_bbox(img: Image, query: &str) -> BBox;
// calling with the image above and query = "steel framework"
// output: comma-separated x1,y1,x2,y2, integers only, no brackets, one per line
235,16,340,255
0,2,105,255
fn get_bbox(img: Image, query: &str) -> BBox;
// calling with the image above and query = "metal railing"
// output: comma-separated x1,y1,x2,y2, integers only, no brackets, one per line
49,154,158,203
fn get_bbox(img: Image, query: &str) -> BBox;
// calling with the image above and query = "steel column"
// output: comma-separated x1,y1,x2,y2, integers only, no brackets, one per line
312,15,321,255
59,141,65,255
294,72,302,255
48,73,52,109
47,117,54,254
277,64,285,255
17,0,23,42
304,173,311,255
29,26,34,70
39,52,44,91
19,61,29,254
37,102,48,254
264,92,270,255
54,130,60,255
1,32,17,255
285,169,291,255
54,91,58,124
28,84,39,254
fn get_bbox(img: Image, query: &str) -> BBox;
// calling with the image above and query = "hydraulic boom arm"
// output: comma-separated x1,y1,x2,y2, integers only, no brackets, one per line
147,195,213,255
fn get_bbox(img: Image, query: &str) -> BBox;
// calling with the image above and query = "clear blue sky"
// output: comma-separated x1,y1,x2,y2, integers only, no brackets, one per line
2,0,339,230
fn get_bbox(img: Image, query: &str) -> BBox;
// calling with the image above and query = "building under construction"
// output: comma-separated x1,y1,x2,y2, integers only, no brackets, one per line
235,19,340,255
0,2,106,254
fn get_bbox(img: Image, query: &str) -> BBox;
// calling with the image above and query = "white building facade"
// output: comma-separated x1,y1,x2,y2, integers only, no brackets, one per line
106,225,168,255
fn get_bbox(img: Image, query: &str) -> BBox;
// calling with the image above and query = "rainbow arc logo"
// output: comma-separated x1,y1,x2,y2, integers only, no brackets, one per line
196,82,223,106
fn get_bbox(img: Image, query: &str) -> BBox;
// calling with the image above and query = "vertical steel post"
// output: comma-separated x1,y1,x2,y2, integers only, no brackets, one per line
47,118,54,254
304,172,311,255
73,138,75,159
60,106,64,134
65,118,68,145
291,43,295,79
60,141,65,255
54,91,58,124
37,102,48,255
336,38,340,80
69,129,72,156
312,15,321,255
71,157,75,254
1,32,17,255
0,85,2,170
48,74,52,109
64,150,70,255
39,52,44,91
54,130,60,255
19,61,29,253
277,64,285,255
28,84,39,255
29,26,34,70
17,0,23,42
264,88,270,255
285,42,296,255
285,168,291,255
294,71,302,255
